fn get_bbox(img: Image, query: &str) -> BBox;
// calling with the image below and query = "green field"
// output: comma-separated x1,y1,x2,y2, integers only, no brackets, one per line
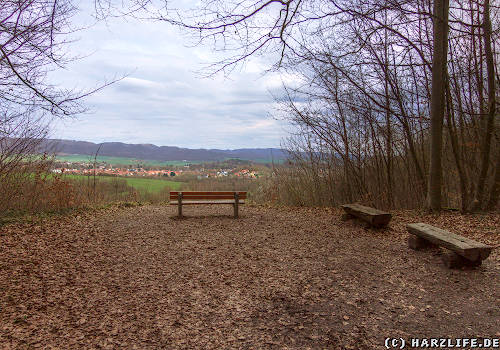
241,158,285,164
64,174,183,193
56,155,200,167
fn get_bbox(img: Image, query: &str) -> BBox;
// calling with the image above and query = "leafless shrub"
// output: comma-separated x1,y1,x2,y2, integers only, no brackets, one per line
0,1,119,216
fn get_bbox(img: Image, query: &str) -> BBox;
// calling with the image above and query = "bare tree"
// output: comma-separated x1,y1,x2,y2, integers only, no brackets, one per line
470,0,497,210
99,0,499,211
0,1,118,214
0,1,87,117
427,0,450,211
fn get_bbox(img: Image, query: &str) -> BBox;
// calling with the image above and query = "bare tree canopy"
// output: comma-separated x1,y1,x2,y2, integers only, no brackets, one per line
0,1,118,207
141,0,497,211
1,0,85,117
1,0,498,212
138,0,436,74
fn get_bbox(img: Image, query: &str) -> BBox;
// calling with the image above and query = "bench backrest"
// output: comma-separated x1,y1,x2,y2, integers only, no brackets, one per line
170,191,247,200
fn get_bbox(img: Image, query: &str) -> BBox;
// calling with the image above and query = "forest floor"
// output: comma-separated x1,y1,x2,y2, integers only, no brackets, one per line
0,204,499,349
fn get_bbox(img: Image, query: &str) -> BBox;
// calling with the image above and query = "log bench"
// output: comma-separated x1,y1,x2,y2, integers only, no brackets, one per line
407,223,494,268
170,191,246,218
340,203,392,227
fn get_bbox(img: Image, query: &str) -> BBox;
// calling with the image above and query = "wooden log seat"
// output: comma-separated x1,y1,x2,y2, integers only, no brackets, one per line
340,203,392,227
407,223,494,268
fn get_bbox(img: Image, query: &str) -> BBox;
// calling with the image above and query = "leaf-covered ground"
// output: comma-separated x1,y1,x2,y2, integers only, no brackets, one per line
0,205,498,349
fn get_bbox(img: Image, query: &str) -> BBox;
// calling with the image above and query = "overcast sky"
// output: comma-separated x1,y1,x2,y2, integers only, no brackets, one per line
50,3,292,149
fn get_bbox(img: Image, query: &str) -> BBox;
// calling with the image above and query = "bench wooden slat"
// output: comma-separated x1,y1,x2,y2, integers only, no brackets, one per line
341,203,392,227
170,191,247,196
170,200,245,205
407,223,493,261
170,194,247,200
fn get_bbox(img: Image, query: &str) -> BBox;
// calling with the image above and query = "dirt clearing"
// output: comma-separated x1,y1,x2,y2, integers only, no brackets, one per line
1,205,499,349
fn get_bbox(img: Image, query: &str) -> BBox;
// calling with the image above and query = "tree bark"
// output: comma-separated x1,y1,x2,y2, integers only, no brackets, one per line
445,79,469,212
384,12,394,208
427,0,450,211
471,0,496,211
486,144,500,210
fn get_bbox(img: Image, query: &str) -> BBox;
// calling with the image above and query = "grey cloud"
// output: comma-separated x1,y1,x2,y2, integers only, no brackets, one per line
49,8,290,149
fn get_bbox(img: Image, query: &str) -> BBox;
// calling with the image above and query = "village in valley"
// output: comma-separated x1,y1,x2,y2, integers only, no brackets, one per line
51,158,263,179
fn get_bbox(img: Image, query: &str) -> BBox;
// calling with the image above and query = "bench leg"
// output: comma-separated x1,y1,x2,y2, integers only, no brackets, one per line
441,251,481,269
408,235,433,250
233,193,239,219
178,202,182,218
341,213,354,221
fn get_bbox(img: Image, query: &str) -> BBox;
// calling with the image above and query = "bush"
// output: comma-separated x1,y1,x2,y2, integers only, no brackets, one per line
0,169,140,218
182,177,266,204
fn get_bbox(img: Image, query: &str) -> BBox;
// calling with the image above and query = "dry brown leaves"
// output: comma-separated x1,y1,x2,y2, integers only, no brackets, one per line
0,205,498,349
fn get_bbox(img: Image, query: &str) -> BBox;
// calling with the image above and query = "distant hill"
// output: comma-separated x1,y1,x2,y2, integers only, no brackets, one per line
42,139,289,162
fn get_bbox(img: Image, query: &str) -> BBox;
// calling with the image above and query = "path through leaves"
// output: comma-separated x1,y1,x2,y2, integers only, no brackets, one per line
1,205,498,348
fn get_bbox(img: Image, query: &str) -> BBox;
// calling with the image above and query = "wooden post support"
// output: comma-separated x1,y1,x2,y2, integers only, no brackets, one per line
408,235,433,250
234,192,239,218
441,250,481,269
178,192,183,218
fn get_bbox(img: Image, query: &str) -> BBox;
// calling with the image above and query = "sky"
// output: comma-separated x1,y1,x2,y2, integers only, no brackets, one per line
50,3,292,149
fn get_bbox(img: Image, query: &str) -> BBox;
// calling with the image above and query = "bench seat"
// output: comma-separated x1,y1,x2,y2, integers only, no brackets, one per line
341,203,392,227
407,223,494,268
170,200,245,205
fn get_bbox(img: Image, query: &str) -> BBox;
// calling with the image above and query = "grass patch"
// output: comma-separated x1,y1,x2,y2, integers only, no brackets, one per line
122,177,182,193
63,174,183,193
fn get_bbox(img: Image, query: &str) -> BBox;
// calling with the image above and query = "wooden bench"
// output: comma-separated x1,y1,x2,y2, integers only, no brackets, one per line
170,191,246,218
341,203,392,227
407,223,494,268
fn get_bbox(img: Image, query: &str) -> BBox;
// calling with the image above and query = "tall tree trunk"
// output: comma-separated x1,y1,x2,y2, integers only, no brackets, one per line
383,8,394,208
487,144,500,210
427,0,450,211
471,0,496,211
445,79,469,212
